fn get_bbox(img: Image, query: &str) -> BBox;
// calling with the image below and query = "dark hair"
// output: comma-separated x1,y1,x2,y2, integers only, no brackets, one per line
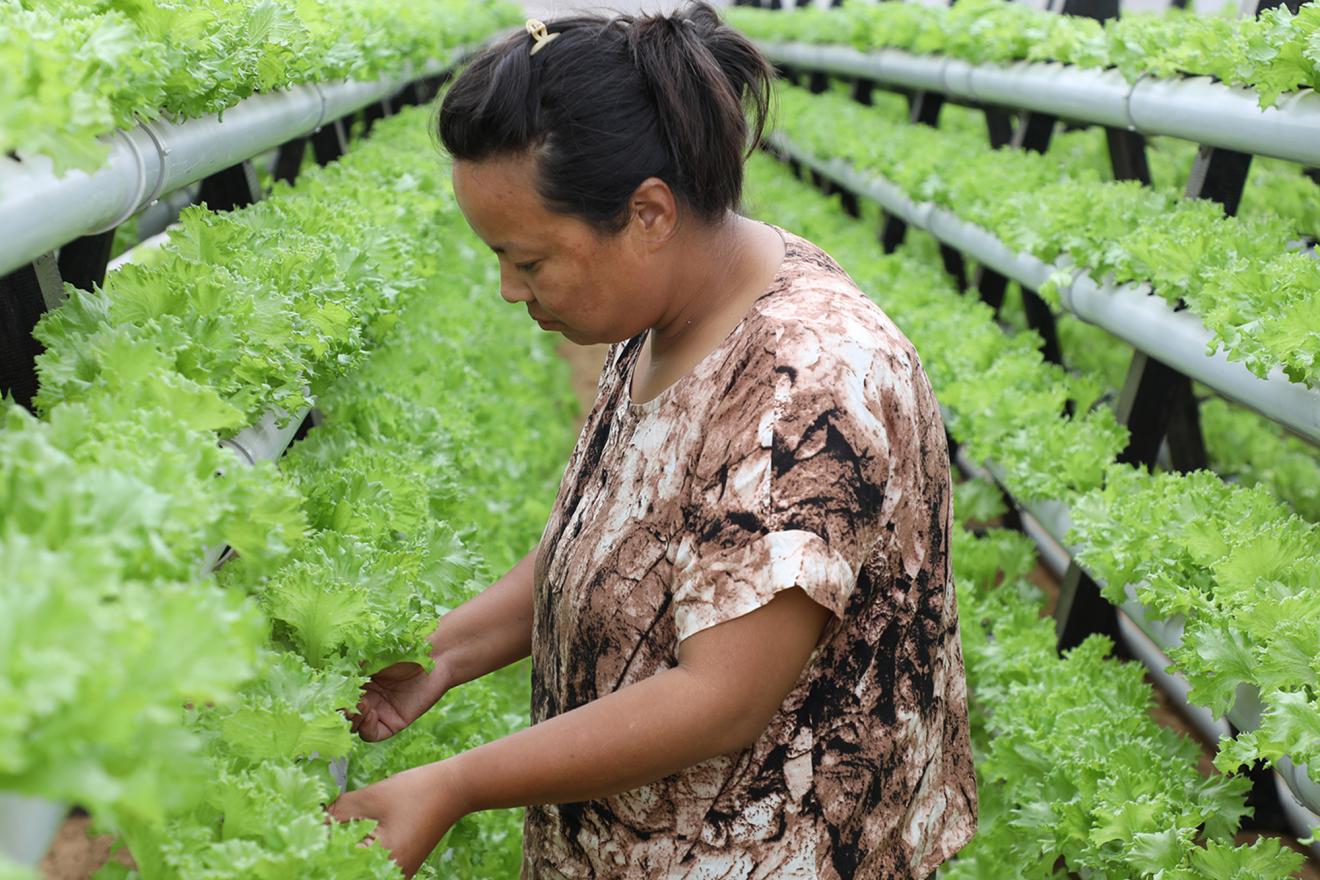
438,2,773,233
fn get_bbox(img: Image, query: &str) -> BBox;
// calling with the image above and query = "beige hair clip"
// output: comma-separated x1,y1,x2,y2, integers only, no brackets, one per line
526,19,560,55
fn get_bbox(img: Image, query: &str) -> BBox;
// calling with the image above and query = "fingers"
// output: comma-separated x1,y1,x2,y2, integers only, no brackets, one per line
346,700,375,737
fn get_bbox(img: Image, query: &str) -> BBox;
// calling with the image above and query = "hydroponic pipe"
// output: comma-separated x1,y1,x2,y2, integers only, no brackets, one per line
0,59,451,279
757,42,1320,167
1274,772,1320,860
769,134,1320,448
203,405,311,575
0,793,66,866
1115,613,1233,746
1061,276,1320,446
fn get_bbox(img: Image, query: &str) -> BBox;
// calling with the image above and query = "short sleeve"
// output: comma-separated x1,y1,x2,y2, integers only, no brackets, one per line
669,317,895,643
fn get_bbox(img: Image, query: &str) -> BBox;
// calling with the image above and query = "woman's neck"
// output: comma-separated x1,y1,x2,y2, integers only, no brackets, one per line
629,215,785,405
647,214,779,359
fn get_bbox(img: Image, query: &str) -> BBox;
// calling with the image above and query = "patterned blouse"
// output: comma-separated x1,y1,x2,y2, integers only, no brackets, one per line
522,227,977,879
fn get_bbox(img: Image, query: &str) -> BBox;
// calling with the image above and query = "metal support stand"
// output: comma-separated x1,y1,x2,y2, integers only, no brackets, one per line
312,119,349,166
0,254,62,411
57,230,115,294
970,110,1061,361
198,160,261,212
839,189,861,219
273,136,308,186
1055,354,1208,655
878,90,969,290
1054,563,1123,653
361,97,395,136
1106,128,1152,183
984,108,1015,149
1184,145,1253,215
851,78,875,107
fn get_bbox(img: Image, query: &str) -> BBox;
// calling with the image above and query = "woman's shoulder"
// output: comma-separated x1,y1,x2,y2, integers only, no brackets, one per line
752,228,922,391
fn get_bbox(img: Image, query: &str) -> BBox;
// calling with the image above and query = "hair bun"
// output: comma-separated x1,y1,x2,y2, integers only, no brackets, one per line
440,2,772,232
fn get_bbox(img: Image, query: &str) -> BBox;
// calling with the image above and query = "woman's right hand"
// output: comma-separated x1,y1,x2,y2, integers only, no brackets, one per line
348,660,450,742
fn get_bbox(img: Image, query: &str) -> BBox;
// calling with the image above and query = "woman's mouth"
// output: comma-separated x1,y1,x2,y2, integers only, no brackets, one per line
528,311,559,330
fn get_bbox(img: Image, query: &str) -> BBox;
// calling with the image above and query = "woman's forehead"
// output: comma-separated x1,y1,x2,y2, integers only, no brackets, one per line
454,157,548,246
453,156,590,254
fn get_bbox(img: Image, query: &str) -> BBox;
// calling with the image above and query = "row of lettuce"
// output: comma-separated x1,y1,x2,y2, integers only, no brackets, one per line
728,0,1320,108
0,0,521,173
0,105,575,878
766,81,1320,800
759,88,1320,784
772,85,1320,391
744,154,1309,878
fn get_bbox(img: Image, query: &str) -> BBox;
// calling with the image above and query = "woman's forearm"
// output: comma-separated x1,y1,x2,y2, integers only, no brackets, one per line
330,589,831,876
427,547,538,690
444,663,750,815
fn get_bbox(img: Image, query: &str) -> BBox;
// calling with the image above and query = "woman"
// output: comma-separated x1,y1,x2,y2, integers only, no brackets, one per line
328,5,977,878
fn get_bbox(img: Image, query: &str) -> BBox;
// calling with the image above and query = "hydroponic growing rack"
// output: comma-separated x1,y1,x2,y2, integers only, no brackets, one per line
736,0,1320,856
0,44,465,872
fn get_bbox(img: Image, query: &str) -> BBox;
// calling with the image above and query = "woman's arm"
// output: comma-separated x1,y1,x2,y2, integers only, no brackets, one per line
428,546,538,691
330,587,832,876
348,547,538,742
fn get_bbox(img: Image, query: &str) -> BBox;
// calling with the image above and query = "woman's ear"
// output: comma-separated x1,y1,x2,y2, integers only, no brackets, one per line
628,177,680,248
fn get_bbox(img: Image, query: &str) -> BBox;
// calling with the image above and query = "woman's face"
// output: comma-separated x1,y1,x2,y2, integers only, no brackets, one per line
452,154,667,346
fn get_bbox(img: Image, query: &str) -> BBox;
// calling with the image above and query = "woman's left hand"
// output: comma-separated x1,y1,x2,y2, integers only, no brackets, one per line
327,761,469,878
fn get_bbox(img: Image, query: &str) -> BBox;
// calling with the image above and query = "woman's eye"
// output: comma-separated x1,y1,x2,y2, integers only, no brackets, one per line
516,260,540,273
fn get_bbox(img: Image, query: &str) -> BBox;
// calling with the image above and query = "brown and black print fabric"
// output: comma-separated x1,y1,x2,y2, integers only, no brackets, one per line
523,228,977,880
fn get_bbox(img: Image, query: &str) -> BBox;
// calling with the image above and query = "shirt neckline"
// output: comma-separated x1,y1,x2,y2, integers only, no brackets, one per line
622,222,792,417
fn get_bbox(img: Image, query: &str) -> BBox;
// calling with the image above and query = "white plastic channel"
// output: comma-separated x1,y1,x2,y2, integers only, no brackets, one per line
202,405,310,575
1062,276,1320,446
1115,612,1233,746
968,62,1132,128
1274,770,1320,860
769,134,1320,447
756,43,1320,167
0,60,453,279
1128,75,1320,168
105,229,171,273
0,793,67,866
331,757,349,793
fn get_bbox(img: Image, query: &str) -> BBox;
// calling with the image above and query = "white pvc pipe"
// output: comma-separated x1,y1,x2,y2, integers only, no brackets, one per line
1226,683,1266,733
767,42,895,82
0,793,67,865
769,135,1320,448
757,43,1320,167
331,757,349,793
969,62,1132,128
925,209,1056,292
1121,587,1186,648
1274,764,1320,855
0,60,454,278
106,229,171,273
1276,756,1320,831
1128,75,1320,168
202,405,310,575
1061,276,1320,446
223,405,309,466
1116,611,1233,746
940,59,976,102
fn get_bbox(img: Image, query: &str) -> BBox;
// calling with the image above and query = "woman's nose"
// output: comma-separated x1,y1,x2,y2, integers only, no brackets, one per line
499,264,533,304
